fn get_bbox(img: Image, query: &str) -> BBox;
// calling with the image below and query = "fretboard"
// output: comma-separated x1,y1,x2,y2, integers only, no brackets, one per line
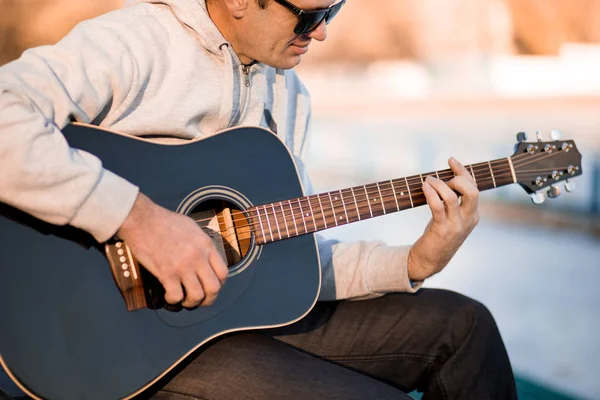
249,157,515,245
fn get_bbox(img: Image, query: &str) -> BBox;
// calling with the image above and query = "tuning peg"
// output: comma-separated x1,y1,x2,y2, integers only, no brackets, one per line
516,132,528,143
536,130,543,142
565,179,576,192
547,185,561,198
530,192,546,205
550,130,563,141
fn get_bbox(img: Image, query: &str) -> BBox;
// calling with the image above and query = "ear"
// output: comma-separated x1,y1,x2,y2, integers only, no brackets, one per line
222,0,250,18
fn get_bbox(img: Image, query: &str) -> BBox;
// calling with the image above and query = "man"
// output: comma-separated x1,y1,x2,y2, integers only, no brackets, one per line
0,0,517,398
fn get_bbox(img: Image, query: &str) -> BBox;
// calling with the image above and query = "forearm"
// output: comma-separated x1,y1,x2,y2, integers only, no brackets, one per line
0,18,141,242
0,94,139,241
317,236,422,301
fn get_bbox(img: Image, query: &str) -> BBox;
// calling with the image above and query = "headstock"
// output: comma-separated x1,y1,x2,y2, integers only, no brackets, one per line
511,130,582,204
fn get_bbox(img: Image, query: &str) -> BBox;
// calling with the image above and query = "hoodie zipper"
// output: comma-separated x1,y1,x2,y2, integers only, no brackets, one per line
242,65,251,88
230,65,252,127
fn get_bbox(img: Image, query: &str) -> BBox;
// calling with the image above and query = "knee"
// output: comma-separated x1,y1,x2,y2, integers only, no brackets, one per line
435,290,501,343
455,292,494,325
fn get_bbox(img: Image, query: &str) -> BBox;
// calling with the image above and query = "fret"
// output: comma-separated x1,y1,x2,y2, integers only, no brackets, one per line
488,161,497,188
297,199,308,233
363,185,374,217
288,200,299,235
507,158,517,183
306,196,318,230
327,192,339,226
376,182,386,214
491,158,514,188
412,175,429,208
263,205,274,242
270,204,282,240
341,188,360,223
347,188,356,221
472,162,489,190
389,180,400,211
378,181,394,213
339,190,350,223
405,177,414,208
365,184,385,217
469,165,476,184
316,194,328,229
397,179,410,208
419,174,424,185
254,208,267,244
279,202,290,238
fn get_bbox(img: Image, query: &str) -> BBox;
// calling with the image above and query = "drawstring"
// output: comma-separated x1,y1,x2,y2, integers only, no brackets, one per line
217,43,235,129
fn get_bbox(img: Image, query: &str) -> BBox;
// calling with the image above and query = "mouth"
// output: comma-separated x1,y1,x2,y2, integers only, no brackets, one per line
290,38,311,48
289,44,309,55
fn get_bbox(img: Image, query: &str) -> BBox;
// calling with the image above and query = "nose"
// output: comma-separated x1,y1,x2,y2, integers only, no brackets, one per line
307,20,328,41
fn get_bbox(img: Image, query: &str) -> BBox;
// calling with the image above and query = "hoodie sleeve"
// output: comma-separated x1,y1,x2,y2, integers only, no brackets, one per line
0,15,141,242
294,156,423,301
284,71,423,301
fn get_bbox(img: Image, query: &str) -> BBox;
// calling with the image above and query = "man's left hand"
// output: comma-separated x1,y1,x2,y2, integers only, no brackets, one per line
408,157,480,281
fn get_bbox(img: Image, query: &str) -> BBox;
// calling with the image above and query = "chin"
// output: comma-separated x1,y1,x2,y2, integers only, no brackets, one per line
260,53,302,70
276,56,303,70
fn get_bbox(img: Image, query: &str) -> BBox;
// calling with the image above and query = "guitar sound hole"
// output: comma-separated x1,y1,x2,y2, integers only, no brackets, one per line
188,200,252,269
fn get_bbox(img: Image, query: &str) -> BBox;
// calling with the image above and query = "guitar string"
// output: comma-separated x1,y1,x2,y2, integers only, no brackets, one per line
222,169,573,247
198,167,575,247
196,165,576,238
198,153,566,247
195,149,566,227
193,150,574,229
190,155,521,227
199,168,572,238
223,168,574,247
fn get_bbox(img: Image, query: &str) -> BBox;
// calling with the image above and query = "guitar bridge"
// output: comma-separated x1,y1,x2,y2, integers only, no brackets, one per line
105,239,158,311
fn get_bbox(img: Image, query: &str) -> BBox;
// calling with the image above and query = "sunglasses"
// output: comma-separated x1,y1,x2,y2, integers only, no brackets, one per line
273,0,346,35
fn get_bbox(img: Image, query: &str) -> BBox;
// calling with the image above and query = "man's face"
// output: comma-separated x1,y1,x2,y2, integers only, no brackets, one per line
236,0,337,69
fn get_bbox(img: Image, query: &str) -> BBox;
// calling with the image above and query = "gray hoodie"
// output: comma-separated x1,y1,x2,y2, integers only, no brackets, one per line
0,0,420,303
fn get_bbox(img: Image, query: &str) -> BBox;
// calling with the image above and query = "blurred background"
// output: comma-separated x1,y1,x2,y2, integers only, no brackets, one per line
1,0,599,399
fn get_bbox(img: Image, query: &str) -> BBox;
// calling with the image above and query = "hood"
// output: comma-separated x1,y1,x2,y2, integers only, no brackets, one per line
124,0,231,58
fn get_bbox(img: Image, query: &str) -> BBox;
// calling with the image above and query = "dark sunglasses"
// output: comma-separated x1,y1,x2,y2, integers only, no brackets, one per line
273,0,346,35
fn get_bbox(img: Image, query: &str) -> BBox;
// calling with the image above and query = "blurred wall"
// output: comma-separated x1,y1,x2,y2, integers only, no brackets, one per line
307,0,514,63
2,0,600,66
507,0,600,55
0,0,124,65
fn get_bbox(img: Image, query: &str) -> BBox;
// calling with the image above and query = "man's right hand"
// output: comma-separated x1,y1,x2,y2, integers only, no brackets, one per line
116,193,228,308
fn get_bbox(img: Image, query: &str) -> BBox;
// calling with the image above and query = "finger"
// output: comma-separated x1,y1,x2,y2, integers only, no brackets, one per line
209,248,229,284
446,176,480,214
181,273,205,308
422,177,446,223
162,277,185,305
197,262,222,306
426,176,460,221
449,157,477,187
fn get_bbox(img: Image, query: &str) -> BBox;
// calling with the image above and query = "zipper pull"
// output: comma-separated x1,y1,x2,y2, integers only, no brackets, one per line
242,65,251,87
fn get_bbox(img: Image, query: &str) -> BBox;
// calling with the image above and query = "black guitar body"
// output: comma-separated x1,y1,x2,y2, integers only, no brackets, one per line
1,123,585,400
0,124,321,400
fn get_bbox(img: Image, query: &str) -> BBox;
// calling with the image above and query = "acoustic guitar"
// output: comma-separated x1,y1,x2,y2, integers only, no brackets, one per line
0,124,583,400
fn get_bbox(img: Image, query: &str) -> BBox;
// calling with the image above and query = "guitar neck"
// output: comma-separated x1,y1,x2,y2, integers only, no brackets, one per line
250,157,516,244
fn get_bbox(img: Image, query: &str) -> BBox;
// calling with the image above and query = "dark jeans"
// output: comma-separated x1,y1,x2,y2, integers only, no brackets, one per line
145,289,518,400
